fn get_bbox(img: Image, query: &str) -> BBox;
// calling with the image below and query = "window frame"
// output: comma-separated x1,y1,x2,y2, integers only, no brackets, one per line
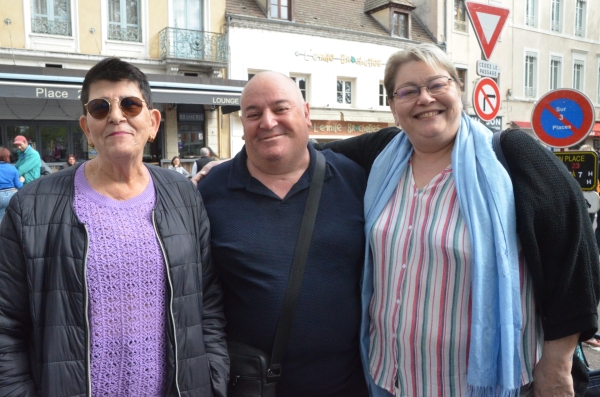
573,58,585,92
525,0,536,27
108,0,142,42
31,0,72,36
551,0,561,32
378,82,386,107
524,50,538,98
290,74,309,102
574,0,585,37
453,0,468,32
392,11,409,39
336,78,354,107
269,0,291,21
549,54,563,91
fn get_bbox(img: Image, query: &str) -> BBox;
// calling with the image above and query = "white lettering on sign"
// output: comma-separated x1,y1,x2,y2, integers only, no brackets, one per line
36,87,69,98
552,125,572,130
211,97,239,105
556,107,566,112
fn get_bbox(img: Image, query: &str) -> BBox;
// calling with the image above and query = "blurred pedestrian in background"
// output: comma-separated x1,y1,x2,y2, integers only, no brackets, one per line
13,135,40,184
0,147,22,221
168,155,191,177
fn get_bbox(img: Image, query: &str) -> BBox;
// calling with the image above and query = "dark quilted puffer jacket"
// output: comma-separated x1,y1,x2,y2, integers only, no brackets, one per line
0,164,228,397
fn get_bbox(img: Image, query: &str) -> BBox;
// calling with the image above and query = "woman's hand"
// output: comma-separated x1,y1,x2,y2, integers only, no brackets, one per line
190,159,229,187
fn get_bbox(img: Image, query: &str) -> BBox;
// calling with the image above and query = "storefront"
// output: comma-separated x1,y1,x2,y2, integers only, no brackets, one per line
0,64,244,168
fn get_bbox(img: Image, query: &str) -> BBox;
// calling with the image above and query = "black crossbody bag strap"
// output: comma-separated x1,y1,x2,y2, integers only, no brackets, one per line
266,150,326,382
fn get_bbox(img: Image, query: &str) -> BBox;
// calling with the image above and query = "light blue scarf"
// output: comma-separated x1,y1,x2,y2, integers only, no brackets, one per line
362,113,522,397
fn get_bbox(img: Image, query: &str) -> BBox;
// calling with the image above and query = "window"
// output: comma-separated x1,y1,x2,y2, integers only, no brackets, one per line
525,0,536,27
291,75,308,101
108,0,141,42
392,12,409,38
575,0,585,37
270,0,290,20
172,0,202,31
525,52,537,97
573,60,584,91
32,0,71,36
551,0,561,32
456,68,467,92
550,56,562,90
454,0,467,32
337,79,352,105
379,83,386,106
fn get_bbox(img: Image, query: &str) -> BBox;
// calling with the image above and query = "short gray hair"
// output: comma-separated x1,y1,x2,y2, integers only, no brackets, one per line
384,43,461,101
200,147,210,156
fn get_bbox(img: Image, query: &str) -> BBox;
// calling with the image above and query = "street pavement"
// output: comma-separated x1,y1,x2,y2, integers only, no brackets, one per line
583,341,600,369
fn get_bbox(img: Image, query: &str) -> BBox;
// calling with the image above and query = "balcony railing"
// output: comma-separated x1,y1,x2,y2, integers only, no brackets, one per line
575,26,584,37
108,25,141,42
454,19,468,32
551,21,561,32
525,16,535,27
31,17,71,36
525,86,536,97
159,28,227,63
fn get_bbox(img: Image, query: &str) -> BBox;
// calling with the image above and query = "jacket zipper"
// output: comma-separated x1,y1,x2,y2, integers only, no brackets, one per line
152,210,181,397
82,225,92,397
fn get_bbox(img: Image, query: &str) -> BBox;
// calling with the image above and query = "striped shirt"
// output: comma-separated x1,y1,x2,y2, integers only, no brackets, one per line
368,164,542,397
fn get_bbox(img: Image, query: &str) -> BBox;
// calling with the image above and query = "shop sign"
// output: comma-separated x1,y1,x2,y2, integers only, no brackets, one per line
311,120,389,136
469,115,503,133
178,113,205,122
296,51,382,67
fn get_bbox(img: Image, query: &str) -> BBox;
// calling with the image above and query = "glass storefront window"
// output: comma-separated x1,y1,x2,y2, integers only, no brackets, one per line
40,125,68,162
179,124,204,159
71,124,89,161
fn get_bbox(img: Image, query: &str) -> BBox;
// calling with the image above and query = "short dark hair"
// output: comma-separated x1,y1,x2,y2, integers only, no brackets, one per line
0,147,10,163
171,156,180,166
80,57,153,115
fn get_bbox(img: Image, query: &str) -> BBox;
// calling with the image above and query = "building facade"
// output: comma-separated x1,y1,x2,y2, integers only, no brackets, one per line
225,0,437,155
0,0,244,169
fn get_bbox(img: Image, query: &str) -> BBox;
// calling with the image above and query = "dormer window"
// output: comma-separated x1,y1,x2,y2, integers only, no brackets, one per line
392,12,408,38
364,1,415,40
270,0,290,20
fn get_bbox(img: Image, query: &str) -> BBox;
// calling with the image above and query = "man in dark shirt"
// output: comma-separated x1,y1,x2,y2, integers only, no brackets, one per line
198,71,368,397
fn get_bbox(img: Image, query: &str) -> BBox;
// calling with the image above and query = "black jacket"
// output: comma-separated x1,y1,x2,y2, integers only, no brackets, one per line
0,164,228,397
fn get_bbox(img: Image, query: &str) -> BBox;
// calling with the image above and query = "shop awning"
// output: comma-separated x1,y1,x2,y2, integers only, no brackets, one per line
511,121,532,129
0,66,244,112
588,122,600,137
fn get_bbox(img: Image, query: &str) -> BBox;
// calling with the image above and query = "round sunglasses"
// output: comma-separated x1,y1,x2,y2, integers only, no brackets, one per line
84,96,148,120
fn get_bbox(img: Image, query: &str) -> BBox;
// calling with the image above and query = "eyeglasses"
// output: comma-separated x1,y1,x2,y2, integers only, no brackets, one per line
393,77,454,102
84,96,148,120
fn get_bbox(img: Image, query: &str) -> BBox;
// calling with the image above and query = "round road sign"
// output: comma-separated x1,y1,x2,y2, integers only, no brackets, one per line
472,78,501,122
531,89,595,148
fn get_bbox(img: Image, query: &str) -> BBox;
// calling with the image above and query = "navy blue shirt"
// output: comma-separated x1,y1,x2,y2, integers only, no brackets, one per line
199,145,368,397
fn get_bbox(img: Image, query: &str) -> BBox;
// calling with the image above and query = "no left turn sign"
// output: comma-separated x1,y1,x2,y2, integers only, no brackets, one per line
472,78,501,122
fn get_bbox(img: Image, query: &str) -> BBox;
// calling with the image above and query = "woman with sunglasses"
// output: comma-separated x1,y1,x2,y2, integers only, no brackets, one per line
311,43,599,397
0,58,227,396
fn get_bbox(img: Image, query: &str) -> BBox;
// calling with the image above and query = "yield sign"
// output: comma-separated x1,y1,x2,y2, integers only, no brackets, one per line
465,1,510,60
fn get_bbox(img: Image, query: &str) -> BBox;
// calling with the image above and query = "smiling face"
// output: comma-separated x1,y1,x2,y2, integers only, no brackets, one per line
389,60,463,152
240,72,311,169
79,79,161,164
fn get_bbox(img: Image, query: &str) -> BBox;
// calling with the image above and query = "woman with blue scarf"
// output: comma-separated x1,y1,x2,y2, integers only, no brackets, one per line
318,44,599,397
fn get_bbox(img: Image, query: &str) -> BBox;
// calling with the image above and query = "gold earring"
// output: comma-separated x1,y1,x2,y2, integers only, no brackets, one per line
89,142,95,148
147,135,155,143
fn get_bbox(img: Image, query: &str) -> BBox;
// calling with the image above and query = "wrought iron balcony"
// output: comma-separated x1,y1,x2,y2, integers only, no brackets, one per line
159,28,227,65
108,25,141,42
31,17,71,36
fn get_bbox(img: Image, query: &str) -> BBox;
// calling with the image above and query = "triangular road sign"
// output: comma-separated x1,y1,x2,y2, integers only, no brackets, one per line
465,2,510,60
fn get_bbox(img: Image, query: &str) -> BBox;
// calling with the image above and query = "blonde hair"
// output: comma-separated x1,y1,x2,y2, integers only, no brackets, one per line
384,43,461,101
